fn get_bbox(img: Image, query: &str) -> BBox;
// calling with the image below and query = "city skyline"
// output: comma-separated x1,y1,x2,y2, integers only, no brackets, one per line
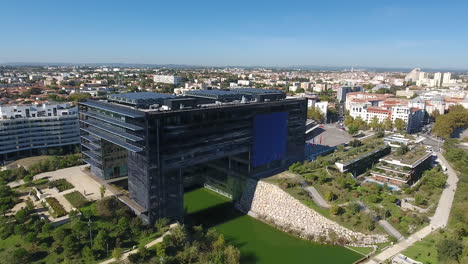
1,0,468,69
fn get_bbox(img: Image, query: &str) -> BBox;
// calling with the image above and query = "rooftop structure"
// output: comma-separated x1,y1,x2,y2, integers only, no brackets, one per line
107,92,177,108
335,138,391,174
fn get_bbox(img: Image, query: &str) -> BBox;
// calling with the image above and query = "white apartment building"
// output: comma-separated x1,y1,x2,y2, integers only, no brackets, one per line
434,72,442,87
347,92,424,133
237,80,250,86
153,75,182,85
443,72,451,84
0,103,80,163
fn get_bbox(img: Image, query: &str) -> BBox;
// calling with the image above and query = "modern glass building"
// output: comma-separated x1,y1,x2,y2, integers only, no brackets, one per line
79,89,307,223
0,103,80,163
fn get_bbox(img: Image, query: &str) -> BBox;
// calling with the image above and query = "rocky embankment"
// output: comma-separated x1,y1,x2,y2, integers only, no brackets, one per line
237,179,387,246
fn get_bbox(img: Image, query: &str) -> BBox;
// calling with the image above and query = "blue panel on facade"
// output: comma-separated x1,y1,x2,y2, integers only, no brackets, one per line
252,112,288,167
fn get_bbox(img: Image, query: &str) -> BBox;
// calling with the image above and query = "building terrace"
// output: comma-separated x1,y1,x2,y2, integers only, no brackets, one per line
370,145,433,186
335,138,391,174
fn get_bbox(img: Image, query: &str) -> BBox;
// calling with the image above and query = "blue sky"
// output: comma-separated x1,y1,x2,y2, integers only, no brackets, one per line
1,0,467,69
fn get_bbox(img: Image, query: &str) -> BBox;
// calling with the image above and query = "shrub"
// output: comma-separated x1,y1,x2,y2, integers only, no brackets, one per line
437,239,463,262
48,179,74,192
330,205,343,215
414,194,426,206
45,197,67,217
325,191,336,201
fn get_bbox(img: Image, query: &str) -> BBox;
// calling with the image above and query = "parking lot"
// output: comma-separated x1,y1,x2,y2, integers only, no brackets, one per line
306,123,353,147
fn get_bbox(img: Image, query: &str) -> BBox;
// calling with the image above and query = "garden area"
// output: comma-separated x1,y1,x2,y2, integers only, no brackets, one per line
44,197,67,218
0,154,82,184
48,179,74,192
0,196,172,263
285,141,447,237
64,191,90,208
403,141,468,264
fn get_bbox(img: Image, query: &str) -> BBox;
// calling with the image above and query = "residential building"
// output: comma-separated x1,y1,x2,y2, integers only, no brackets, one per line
434,72,442,87
79,89,306,223
337,86,352,103
443,72,451,84
237,80,250,86
404,68,421,82
153,75,182,85
0,103,80,163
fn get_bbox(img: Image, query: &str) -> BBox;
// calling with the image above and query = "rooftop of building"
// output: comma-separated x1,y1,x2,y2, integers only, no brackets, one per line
95,88,290,111
381,145,432,167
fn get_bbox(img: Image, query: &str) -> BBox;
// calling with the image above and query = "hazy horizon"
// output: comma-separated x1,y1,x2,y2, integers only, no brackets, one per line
1,0,467,69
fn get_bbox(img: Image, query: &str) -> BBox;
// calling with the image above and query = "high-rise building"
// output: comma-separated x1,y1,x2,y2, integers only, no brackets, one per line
434,72,442,87
79,89,306,223
0,103,80,163
337,86,352,103
404,68,421,82
443,72,451,84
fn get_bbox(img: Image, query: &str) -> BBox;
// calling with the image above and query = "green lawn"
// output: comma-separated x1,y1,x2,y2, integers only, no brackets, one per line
402,232,439,264
64,191,90,208
184,187,362,264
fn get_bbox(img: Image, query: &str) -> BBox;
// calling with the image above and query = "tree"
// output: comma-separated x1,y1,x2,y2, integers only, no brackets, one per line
330,205,343,215
307,107,324,123
112,247,123,260
344,115,354,127
81,246,95,264
369,116,381,131
224,245,241,264
433,105,468,138
154,217,170,232
414,194,426,206
348,125,359,135
15,208,30,223
11,247,29,263
353,117,367,130
93,230,109,253
437,239,463,262
63,235,80,258
325,191,336,201
383,117,393,131
394,118,406,131
349,139,363,147
100,186,106,199
396,145,409,155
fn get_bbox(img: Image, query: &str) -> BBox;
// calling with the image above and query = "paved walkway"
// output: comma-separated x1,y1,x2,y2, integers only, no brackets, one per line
99,223,178,264
365,151,459,263
378,220,403,241
297,178,331,209
304,186,330,208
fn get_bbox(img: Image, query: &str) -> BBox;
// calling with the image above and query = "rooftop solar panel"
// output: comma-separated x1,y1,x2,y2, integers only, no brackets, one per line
230,88,284,95
107,92,177,107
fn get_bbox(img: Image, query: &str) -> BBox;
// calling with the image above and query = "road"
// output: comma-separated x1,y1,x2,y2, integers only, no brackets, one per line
365,151,459,263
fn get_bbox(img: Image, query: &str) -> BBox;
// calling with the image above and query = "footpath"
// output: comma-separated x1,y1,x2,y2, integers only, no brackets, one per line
365,151,459,263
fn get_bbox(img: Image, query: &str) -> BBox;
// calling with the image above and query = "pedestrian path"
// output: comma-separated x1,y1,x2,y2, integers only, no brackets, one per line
99,223,178,264
365,151,459,263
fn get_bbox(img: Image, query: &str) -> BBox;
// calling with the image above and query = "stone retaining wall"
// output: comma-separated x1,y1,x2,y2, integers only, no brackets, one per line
237,179,387,246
